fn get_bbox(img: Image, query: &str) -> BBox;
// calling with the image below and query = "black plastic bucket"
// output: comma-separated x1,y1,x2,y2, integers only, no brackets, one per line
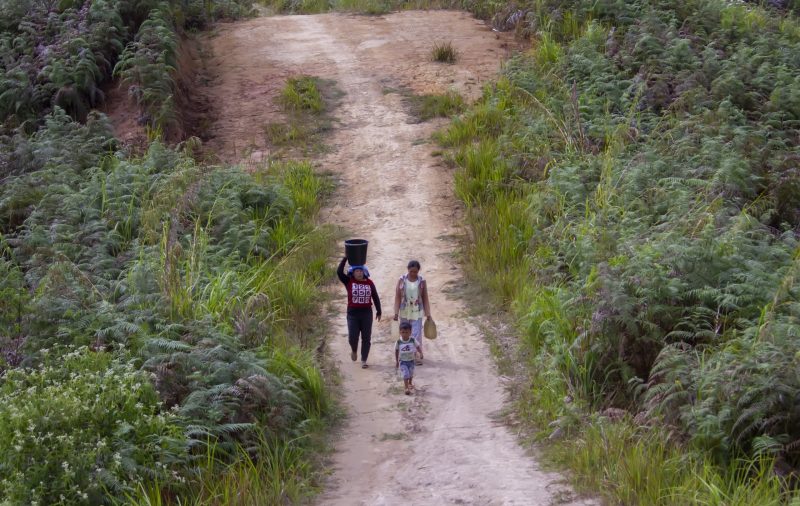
344,239,368,265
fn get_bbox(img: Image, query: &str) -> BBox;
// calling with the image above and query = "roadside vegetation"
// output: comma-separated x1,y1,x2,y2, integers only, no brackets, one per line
264,0,467,15
383,86,466,122
0,0,254,132
438,0,800,503
1,1,335,504
408,91,465,121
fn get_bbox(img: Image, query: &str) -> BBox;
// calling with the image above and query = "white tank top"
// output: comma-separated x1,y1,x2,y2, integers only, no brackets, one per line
396,338,417,362
400,278,422,320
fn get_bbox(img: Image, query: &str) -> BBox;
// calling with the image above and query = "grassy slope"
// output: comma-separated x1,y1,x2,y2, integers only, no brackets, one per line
0,3,338,505
435,0,800,504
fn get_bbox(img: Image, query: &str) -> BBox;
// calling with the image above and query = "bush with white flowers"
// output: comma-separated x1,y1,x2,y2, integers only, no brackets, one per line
0,347,187,505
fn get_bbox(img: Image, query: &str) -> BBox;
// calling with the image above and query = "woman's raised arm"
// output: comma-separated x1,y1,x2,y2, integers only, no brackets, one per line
336,257,349,285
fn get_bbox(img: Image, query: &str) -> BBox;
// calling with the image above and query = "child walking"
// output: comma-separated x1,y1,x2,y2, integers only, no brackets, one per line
395,321,417,395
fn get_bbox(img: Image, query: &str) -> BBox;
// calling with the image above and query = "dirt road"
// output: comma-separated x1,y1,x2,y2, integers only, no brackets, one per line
201,11,594,505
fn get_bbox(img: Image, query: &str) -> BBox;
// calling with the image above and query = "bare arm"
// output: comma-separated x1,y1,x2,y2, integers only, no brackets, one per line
336,257,348,285
370,280,382,320
393,278,402,319
422,279,432,318
395,346,399,367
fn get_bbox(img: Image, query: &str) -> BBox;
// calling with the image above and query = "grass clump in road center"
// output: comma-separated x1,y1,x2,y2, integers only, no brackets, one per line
281,76,325,113
266,76,342,157
431,41,458,63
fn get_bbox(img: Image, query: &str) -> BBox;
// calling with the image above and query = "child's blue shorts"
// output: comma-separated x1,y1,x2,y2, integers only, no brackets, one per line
399,360,415,380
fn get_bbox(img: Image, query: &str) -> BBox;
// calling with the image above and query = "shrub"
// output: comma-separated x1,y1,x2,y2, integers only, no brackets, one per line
0,2,334,503
0,0,126,123
0,348,186,505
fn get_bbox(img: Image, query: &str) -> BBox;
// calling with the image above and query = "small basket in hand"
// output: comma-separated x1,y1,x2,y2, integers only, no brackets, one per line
423,318,437,340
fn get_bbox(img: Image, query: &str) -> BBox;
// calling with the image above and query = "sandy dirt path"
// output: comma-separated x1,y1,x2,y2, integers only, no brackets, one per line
200,11,595,505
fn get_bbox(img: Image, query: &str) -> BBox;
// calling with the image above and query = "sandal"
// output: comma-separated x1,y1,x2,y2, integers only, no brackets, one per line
361,362,368,369
350,351,357,362
405,389,411,395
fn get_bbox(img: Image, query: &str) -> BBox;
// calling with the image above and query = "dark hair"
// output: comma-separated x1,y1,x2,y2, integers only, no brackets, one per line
407,260,421,270
399,321,412,330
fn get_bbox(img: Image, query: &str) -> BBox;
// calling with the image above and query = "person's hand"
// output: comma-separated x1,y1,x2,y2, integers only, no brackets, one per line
393,314,399,321
376,313,382,322
426,315,433,321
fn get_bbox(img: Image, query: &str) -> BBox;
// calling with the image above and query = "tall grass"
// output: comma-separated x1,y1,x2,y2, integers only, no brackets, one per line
193,438,317,505
439,0,800,502
332,0,392,14
548,419,788,506
128,433,323,505
0,1,339,503
0,113,336,503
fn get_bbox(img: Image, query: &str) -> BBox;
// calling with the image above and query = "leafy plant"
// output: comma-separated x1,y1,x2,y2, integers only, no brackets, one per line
0,348,186,504
114,5,179,135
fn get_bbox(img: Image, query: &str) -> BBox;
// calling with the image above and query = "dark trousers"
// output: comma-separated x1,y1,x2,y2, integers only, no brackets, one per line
346,308,373,361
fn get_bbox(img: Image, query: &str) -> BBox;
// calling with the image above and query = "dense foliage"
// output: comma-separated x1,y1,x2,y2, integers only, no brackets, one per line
440,0,800,495
1,349,184,503
0,105,333,502
0,2,338,502
0,0,253,131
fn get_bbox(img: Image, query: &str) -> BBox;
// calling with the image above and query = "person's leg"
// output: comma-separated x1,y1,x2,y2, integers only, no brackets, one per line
400,362,411,393
346,312,359,361
411,318,423,361
358,310,373,363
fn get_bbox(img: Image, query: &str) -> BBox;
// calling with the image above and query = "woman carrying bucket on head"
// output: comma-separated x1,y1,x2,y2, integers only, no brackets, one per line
337,239,381,369
393,260,432,365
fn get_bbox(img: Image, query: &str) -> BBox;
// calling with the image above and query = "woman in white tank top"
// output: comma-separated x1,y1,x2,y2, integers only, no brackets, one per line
393,260,432,364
